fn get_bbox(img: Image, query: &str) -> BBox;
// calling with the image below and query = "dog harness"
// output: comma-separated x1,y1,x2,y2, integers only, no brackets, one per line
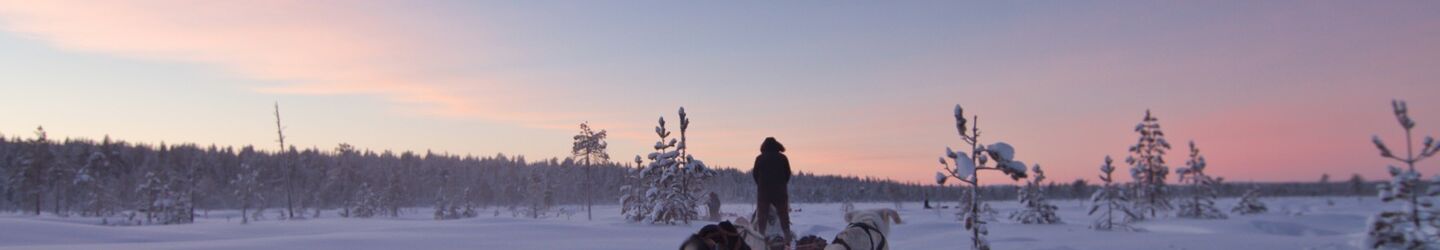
830,222,887,250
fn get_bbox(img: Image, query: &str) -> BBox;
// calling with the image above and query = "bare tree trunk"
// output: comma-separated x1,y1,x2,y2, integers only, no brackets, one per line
585,161,593,221
274,102,293,220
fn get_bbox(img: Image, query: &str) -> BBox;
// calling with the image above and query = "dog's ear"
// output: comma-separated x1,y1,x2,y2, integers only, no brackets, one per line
843,211,855,223
884,209,903,225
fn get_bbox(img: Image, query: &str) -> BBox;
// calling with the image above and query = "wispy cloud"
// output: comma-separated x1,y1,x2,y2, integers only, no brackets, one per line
0,1,578,127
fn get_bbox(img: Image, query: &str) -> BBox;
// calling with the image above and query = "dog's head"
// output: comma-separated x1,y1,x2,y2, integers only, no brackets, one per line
843,208,903,235
844,209,902,225
680,221,749,250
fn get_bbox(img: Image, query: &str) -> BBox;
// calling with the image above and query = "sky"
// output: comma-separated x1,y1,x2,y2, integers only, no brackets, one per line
0,1,1437,185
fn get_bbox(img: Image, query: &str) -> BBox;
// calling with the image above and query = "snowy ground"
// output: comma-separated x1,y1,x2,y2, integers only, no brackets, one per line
0,197,1381,249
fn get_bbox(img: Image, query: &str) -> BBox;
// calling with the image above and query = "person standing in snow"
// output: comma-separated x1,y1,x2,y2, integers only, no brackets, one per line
753,137,794,241
706,192,722,221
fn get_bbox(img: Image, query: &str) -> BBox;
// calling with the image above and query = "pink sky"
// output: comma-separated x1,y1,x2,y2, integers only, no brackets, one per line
0,1,1437,185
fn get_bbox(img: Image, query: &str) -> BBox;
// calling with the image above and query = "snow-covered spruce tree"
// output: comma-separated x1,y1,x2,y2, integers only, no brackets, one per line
1090,156,1139,231
231,161,264,224
1175,141,1226,219
75,142,117,217
1231,187,1267,215
137,167,190,225
331,144,361,218
672,108,714,224
935,105,1029,250
523,171,553,219
1127,110,1173,220
1367,100,1440,249
572,122,609,221
137,170,165,224
434,169,464,220
620,107,714,224
382,153,414,217
620,155,651,222
349,182,383,218
1011,164,1061,224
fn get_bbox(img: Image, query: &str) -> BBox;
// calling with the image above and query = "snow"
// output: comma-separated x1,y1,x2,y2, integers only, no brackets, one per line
0,197,1384,250
987,142,1015,162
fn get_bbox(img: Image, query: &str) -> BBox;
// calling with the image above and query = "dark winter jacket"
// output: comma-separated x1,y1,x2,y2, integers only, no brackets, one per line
753,138,791,198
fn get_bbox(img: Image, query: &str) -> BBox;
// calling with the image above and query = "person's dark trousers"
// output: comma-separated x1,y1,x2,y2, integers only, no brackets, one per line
754,192,793,239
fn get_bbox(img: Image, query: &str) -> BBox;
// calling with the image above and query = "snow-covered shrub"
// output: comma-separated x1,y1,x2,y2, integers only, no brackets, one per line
1175,141,1226,219
1011,164,1061,224
1231,187,1267,215
935,104,1029,250
1128,110,1173,220
1090,156,1138,231
620,107,715,224
1366,100,1440,249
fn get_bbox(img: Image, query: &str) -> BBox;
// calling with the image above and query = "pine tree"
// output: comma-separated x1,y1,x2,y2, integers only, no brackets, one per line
1175,141,1226,219
1011,164,1061,224
1090,156,1138,231
1231,187,1267,215
572,122,609,221
1367,100,1440,249
1127,110,1173,219
935,105,1029,250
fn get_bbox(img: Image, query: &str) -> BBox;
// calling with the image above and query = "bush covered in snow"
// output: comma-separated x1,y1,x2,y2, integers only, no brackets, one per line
1231,187,1267,215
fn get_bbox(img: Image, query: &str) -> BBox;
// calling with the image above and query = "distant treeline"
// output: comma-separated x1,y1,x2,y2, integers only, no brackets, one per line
0,128,965,221
0,128,1374,222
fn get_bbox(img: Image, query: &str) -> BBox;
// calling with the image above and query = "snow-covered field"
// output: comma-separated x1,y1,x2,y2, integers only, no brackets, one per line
0,197,1379,250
